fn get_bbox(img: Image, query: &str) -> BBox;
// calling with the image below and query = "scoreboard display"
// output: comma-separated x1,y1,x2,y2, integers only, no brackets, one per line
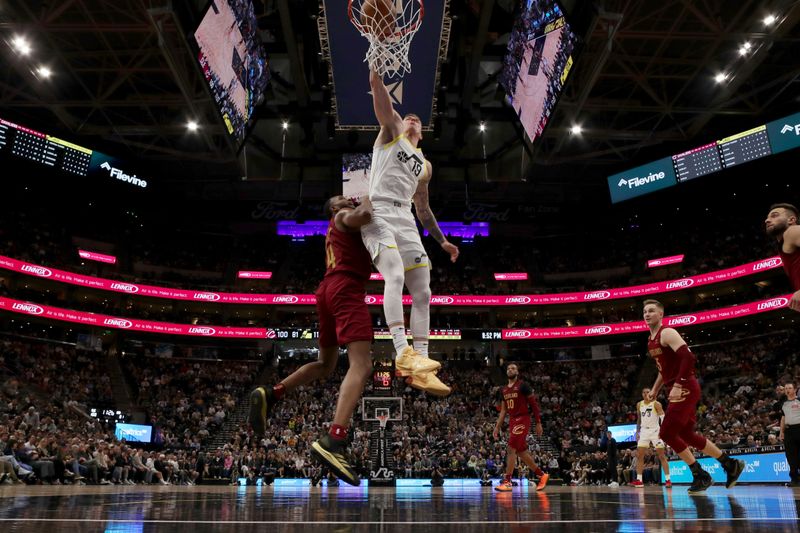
608,111,800,202
0,118,92,176
672,142,722,182
372,360,394,393
0,115,150,190
718,125,772,168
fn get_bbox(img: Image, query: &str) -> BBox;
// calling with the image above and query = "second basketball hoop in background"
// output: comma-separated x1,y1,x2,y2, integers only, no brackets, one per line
348,0,424,78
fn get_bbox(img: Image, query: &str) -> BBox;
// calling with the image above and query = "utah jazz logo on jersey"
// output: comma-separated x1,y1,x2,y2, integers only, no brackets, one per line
397,150,424,177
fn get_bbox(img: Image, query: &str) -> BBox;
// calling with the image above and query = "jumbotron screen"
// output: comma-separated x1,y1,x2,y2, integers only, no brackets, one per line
193,0,269,146
500,1,578,143
342,153,372,200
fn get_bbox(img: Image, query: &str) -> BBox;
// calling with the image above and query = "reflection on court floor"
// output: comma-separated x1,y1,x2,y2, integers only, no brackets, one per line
0,484,798,532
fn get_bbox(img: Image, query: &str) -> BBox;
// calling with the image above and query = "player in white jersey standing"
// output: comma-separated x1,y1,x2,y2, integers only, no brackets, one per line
631,387,672,488
363,69,459,396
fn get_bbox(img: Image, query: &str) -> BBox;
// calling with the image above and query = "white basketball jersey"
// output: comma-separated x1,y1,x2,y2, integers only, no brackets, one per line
638,401,660,431
369,134,426,204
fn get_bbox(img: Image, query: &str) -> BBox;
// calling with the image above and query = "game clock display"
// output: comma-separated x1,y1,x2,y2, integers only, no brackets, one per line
373,361,394,392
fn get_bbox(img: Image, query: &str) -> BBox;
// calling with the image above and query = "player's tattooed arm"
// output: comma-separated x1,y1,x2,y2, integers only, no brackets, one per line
413,171,460,263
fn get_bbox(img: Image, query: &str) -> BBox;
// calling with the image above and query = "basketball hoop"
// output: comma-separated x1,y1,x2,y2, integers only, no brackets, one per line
375,407,390,429
348,0,424,78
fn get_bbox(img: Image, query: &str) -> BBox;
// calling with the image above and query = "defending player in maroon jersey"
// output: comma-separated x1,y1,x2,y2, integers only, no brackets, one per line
765,203,800,311
493,363,549,492
249,196,375,486
644,299,744,494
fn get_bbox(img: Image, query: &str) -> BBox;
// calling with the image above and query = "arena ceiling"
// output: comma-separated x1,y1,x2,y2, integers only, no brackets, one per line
1,0,799,187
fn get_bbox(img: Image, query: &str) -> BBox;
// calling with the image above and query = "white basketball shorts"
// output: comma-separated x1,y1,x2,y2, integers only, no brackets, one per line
361,201,429,271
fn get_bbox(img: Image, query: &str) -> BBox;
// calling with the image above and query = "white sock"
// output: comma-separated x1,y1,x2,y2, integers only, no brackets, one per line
637,474,642,481
413,339,429,358
405,265,432,358
664,474,670,481
375,249,409,356
390,325,408,355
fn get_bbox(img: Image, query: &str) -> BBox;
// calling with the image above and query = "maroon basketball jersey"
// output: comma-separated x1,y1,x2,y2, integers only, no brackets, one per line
502,380,533,418
779,247,800,291
324,218,372,281
647,326,694,387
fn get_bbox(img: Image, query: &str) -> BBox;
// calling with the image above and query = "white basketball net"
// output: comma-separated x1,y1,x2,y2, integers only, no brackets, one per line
348,0,424,78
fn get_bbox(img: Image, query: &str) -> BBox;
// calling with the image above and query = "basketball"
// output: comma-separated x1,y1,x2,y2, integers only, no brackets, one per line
361,0,395,39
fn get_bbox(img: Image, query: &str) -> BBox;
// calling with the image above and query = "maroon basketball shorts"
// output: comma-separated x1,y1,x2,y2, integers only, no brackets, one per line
508,416,532,452
316,272,373,347
662,377,701,426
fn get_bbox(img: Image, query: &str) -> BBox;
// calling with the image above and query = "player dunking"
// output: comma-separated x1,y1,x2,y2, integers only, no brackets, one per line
493,363,549,491
643,299,744,494
764,203,800,311
364,69,459,396
249,196,374,486
630,387,671,488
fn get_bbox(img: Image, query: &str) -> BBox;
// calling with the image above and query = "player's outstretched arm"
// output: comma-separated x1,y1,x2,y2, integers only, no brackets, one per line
413,164,459,263
370,70,402,133
334,198,373,232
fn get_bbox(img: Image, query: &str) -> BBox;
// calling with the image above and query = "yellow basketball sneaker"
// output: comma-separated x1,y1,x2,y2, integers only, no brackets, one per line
395,346,441,376
405,371,451,397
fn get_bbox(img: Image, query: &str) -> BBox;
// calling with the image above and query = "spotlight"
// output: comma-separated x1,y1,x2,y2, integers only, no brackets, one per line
36,66,52,78
282,121,289,130
714,72,727,84
186,120,199,132
479,122,486,132
570,124,582,135
12,35,31,55
763,14,776,26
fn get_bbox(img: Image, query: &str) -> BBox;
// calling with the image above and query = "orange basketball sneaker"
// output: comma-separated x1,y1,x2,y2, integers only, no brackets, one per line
495,479,513,492
536,473,550,491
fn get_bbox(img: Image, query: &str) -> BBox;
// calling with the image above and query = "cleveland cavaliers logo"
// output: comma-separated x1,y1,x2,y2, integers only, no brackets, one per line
512,425,526,435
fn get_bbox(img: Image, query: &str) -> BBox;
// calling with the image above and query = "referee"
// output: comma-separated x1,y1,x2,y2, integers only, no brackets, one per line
779,383,800,486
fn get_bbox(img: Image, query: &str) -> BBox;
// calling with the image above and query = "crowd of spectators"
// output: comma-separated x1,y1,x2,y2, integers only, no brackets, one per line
1,327,797,488
121,356,262,449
